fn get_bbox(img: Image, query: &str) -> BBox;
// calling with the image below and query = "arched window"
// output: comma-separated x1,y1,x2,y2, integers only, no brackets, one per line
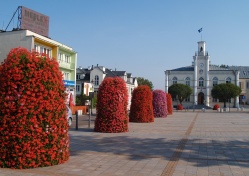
185,77,190,86
199,77,204,87
172,77,177,84
213,77,218,86
200,46,203,52
94,75,99,86
226,77,231,83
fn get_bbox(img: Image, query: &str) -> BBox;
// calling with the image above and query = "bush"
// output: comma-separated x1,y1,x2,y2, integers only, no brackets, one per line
213,104,220,110
0,48,69,169
94,77,128,133
152,90,167,117
129,85,154,122
166,93,173,115
177,104,184,110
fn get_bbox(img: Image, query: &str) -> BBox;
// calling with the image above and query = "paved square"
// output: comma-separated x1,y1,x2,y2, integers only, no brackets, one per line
1,109,249,176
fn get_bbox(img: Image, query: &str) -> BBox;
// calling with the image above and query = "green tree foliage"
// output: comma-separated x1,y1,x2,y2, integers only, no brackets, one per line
211,83,241,107
76,94,90,106
137,77,154,90
168,84,192,104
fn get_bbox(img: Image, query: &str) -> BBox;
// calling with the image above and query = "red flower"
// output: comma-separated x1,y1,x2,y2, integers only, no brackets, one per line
0,47,69,169
129,85,154,123
94,77,129,133
152,90,167,118
166,93,173,115
213,104,220,110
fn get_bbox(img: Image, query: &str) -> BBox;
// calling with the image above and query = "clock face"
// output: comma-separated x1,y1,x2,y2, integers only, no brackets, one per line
199,63,204,68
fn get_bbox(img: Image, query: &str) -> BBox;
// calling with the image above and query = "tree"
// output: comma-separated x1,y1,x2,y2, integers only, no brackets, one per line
168,84,192,104
137,77,154,90
220,64,228,68
211,83,241,107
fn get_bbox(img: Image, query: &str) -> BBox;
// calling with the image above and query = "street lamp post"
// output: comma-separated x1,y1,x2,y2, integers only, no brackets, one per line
91,79,94,115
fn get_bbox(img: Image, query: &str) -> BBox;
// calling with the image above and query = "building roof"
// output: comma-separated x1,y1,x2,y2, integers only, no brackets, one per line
171,66,194,71
77,65,137,85
229,66,249,78
170,65,236,72
168,64,249,79
112,71,126,76
105,68,117,78
76,67,91,81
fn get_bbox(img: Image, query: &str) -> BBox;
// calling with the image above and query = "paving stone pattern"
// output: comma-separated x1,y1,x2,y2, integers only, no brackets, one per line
1,109,249,176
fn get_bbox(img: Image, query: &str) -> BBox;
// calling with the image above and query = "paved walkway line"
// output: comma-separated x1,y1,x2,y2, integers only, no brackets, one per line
161,112,199,176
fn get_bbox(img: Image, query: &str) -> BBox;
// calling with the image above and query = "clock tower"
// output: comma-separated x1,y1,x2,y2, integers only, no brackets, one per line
193,41,210,106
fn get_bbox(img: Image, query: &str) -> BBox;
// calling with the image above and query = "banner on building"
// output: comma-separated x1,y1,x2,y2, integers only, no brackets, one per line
83,83,93,96
21,6,49,37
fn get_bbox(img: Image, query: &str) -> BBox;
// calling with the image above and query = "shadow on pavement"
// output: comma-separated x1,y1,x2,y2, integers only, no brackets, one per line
69,134,249,168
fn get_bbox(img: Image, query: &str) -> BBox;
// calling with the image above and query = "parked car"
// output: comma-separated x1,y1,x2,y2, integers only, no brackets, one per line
66,105,73,126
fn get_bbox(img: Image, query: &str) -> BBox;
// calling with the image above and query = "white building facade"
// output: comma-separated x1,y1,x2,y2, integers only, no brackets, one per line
165,41,239,108
76,65,138,109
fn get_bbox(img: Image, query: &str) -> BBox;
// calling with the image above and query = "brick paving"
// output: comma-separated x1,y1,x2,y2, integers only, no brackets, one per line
1,109,249,175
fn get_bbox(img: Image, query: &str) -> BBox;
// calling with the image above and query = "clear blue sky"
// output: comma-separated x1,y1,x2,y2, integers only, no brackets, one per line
1,0,249,90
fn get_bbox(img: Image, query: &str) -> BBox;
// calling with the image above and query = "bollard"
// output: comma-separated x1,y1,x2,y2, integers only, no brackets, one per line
75,110,78,130
88,105,91,128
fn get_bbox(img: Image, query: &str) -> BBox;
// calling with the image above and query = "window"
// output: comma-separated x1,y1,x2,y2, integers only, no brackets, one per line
246,81,249,89
34,44,38,52
34,43,52,57
43,48,51,57
200,46,203,52
185,97,190,102
65,55,70,63
172,95,177,101
239,82,244,89
59,53,63,61
172,77,177,84
94,75,99,86
64,72,69,80
76,84,80,92
199,77,204,87
40,46,43,53
226,77,231,83
76,74,81,80
213,77,218,86
185,77,190,86
212,98,218,102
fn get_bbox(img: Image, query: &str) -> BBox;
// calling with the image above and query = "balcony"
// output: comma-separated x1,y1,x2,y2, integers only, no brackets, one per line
195,51,208,56
58,60,71,69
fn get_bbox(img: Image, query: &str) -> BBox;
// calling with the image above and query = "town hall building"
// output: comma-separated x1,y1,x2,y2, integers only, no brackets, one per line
165,41,240,108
